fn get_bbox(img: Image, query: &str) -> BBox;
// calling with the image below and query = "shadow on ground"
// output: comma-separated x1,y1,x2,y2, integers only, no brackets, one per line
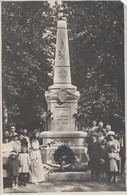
3,176,126,193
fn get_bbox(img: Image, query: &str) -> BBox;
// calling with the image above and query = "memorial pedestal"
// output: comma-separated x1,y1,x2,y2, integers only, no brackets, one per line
40,131,88,164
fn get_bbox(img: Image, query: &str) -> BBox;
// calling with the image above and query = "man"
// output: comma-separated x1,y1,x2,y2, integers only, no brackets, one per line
87,120,98,137
9,126,16,141
23,129,30,149
87,132,99,181
91,120,98,131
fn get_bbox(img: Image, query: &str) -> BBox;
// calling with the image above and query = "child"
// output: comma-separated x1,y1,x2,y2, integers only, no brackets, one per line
18,145,31,186
7,151,19,189
108,145,119,183
95,140,109,183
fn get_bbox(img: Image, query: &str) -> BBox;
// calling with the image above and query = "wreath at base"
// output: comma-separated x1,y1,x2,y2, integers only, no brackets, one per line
53,144,77,170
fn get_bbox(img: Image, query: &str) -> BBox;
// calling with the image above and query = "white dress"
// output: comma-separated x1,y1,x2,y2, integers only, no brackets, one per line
19,153,31,173
29,139,45,183
107,139,120,161
10,140,21,153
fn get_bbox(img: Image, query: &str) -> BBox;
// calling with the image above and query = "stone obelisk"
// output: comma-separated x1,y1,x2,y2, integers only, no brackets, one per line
45,19,79,131
40,20,88,170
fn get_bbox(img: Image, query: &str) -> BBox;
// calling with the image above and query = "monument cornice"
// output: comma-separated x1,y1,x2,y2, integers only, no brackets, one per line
40,131,87,138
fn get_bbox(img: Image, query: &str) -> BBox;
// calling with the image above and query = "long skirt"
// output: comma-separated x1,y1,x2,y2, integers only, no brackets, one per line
109,159,118,172
29,158,45,183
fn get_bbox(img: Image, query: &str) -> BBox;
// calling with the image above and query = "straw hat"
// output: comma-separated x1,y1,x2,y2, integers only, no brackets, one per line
11,151,18,155
106,131,115,137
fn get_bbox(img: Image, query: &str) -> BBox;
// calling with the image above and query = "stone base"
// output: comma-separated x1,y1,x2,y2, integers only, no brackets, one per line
47,171,90,181
40,131,88,164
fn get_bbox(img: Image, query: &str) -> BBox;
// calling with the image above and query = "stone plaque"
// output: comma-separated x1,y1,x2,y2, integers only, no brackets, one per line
55,107,70,126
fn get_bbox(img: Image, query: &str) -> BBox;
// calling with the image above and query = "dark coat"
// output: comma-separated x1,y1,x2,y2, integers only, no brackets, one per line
88,141,98,170
95,146,109,171
7,155,19,177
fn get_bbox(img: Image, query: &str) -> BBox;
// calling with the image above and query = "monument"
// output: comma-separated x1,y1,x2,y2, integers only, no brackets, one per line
40,19,88,179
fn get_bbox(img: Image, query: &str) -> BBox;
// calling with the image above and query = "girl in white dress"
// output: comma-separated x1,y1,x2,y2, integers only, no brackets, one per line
29,130,45,184
19,145,31,186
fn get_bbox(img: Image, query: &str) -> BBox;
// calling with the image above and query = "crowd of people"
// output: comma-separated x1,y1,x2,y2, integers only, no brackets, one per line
2,121,126,189
85,120,125,183
3,127,45,189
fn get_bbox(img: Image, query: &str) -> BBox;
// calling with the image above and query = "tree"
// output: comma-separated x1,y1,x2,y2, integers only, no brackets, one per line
2,1,124,132
2,1,55,130
53,1,124,131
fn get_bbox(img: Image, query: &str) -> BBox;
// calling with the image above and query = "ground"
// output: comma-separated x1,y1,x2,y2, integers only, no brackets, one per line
3,175,126,193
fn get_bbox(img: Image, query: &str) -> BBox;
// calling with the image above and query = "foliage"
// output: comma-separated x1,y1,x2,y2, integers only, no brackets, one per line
2,1,56,130
54,1,124,130
2,1,124,131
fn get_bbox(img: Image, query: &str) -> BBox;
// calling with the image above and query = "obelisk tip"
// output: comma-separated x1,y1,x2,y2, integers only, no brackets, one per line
57,20,67,28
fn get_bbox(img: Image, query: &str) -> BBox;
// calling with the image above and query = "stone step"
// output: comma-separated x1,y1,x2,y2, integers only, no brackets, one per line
47,171,90,181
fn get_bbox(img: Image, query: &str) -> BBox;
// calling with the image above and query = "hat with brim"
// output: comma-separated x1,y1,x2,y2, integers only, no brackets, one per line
107,131,115,137
11,151,18,155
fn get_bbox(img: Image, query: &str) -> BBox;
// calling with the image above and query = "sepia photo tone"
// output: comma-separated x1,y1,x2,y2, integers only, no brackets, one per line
1,0,126,193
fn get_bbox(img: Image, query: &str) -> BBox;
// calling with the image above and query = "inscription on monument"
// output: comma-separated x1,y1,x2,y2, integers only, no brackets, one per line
55,107,70,126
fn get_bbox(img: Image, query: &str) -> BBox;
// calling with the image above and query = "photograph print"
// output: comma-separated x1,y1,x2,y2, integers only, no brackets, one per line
1,0,126,193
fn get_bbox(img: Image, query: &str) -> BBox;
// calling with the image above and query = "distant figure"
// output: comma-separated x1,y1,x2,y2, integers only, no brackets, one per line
18,145,31,186
3,130,10,141
29,130,45,184
23,129,30,149
86,120,98,136
96,121,106,135
105,125,114,136
9,126,16,141
87,132,98,181
7,151,19,189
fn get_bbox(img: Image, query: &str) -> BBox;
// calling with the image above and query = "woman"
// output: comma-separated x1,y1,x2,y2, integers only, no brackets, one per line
106,131,120,182
29,130,45,184
10,133,21,153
